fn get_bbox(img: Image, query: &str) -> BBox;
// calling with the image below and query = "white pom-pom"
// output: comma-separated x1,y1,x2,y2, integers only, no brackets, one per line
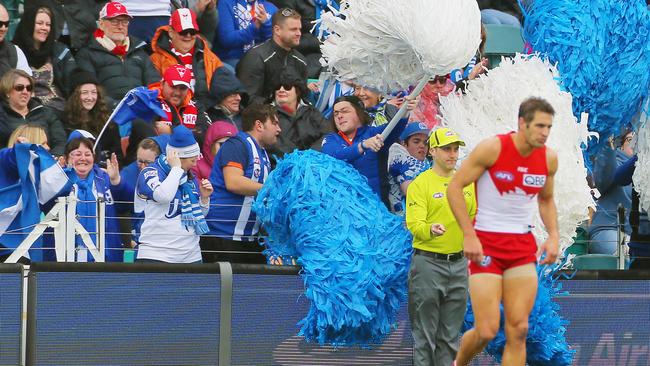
319,0,481,91
633,95,650,211
439,54,595,254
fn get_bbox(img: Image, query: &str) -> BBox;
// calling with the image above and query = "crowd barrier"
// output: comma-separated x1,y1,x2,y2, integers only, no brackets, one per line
0,263,649,365
3,197,634,269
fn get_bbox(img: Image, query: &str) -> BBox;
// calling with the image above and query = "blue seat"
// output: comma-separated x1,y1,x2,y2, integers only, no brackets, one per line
572,254,619,270
484,24,525,68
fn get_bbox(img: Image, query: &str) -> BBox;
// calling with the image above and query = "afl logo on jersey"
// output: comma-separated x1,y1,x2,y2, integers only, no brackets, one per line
523,174,546,187
433,192,444,199
494,171,514,182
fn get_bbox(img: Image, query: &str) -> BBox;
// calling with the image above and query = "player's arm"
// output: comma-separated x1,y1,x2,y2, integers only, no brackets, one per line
447,137,499,262
537,148,559,264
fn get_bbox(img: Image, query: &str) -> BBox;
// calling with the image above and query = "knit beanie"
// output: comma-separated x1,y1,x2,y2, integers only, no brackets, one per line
167,125,200,158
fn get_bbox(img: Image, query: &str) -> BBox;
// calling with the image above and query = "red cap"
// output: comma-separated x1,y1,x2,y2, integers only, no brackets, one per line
170,8,199,33
163,64,193,89
99,2,132,19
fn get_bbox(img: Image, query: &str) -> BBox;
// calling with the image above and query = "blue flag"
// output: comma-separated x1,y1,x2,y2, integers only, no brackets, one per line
0,144,75,253
111,87,167,137
102,87,167,156
112,86,167,125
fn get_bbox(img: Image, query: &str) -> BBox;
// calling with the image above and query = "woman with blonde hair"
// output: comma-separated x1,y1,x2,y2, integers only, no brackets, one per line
7,124,49,150
0,69,67,154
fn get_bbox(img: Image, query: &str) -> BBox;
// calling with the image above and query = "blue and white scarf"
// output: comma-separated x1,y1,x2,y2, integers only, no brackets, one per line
157,155,209,235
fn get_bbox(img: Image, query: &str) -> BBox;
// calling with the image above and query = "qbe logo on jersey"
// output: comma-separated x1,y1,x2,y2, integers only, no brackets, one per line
523,174,546,188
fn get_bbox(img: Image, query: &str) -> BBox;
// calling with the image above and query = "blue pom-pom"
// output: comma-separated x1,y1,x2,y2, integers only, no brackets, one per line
253,150,412,346
461,262,575,365
519,0,650,158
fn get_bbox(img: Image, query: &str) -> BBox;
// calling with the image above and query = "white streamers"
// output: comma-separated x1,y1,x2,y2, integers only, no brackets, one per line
439,54,594,254
319,0,481,92
633,95,650,212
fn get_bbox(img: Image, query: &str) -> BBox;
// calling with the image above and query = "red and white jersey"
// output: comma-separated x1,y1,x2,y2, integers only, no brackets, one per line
474,133,548,234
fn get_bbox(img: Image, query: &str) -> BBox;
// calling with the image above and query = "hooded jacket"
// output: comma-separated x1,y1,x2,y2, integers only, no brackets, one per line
206,67,249,129
194,121,238,181
150,25,224,110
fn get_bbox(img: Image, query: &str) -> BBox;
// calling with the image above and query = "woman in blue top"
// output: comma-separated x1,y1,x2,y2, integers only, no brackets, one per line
43,135,130,262
321,95,409,207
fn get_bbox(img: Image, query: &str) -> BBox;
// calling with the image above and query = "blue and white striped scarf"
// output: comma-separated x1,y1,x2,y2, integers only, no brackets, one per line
157,155,209,235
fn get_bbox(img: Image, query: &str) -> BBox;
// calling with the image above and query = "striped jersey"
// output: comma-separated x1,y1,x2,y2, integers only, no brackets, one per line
206,132,270,241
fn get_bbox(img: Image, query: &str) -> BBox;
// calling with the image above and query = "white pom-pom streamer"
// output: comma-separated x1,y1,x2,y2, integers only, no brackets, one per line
318,0,481,92
439,54,594,255
633,95,650,212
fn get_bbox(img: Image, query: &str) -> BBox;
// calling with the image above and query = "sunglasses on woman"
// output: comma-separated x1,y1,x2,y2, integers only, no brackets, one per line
14,84,33,92
430,76,448,84
276,83,296,91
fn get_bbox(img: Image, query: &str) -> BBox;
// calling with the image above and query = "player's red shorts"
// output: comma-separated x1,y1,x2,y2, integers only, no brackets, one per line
468,230,537,276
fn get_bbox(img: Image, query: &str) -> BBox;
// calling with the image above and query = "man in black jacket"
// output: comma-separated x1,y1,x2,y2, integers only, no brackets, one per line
75,2,160,104
235,8,307,105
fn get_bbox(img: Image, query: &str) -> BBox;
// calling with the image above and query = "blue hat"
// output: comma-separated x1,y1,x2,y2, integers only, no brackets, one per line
67,129,96,143
151,134,170,152
400,122,430,141
167,125,200,158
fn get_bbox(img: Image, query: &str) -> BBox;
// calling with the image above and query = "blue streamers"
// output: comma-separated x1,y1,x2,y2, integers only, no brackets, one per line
462,263,575,365
253,150,412,346
520,0,650,156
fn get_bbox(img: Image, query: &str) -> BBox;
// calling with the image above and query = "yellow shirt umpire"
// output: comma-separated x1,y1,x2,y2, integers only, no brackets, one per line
405,127,476,366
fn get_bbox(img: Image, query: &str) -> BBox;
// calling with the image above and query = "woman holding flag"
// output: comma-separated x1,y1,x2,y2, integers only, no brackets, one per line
0,125,73,263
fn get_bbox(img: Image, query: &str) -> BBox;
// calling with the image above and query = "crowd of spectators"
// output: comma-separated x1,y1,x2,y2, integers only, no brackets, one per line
0,0,645,267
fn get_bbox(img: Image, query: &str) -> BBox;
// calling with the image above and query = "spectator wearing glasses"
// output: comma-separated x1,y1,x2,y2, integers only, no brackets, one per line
118,0,172,43
213,0,278,68
268,69,330,160
322,95,410,207
150,8,224,112
409,75,455,129
43,134,130,262
236,8,307,105
0,3,32,77
0,69,66,154
119,135,170,247
75,1,160,104
12,5,77,112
